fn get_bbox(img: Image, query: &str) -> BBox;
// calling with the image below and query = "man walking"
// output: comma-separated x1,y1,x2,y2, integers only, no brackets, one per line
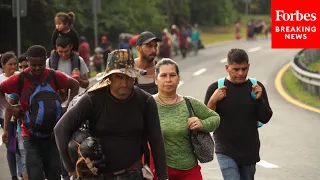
204,48,273,180
0,45,79,180
134,31,161,95
54,49,168,180
47,35,90,180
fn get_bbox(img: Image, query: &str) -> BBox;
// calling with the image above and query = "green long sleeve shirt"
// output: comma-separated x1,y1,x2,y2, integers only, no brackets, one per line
156,96,220,170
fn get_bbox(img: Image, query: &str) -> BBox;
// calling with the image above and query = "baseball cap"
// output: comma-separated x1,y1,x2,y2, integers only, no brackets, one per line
136,31,161,46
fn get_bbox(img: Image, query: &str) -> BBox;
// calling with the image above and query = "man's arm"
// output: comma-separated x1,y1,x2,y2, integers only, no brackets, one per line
78,57,89,88
67,78,80,104
256,82,273,124
54,94,93,172
204,83,217,111
78,74,89,89
144,96,168,180
55,71,80,106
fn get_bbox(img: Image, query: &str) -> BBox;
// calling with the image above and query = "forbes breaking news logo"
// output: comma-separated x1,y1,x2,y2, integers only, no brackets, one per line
274,10,317,40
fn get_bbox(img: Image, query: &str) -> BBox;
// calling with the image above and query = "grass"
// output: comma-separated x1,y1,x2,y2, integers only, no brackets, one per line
89,68,98,77
283,69,320,108
200,14,270,45
308,60,320,71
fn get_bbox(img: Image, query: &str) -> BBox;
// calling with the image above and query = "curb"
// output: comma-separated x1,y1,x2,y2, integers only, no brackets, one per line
274,62,320,114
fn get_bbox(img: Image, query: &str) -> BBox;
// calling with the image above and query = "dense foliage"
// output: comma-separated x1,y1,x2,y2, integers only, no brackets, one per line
0,0,270,53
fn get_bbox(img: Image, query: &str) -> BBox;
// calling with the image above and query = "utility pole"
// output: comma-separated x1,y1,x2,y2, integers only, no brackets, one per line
244,0,251,22
92,0,101,48
13,0,27,57
165,0,171,28
16,0,21,56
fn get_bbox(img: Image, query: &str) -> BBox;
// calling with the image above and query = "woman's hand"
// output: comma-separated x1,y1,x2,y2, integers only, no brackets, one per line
187,117,203,130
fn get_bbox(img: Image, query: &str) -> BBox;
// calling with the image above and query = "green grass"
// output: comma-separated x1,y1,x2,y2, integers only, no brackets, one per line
200,14,270,45
283,69,320,108
308,60,320,71
89,68,98,77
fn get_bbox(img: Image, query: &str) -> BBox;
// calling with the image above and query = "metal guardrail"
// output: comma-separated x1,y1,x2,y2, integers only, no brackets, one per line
291,49,320,97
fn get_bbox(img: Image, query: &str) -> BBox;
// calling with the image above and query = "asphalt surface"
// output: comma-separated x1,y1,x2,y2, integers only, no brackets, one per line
1,38,320,180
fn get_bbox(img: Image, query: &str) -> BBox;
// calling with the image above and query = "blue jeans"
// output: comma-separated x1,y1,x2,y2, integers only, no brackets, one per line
16,132,26,175
23,136,61,180
216,153,256,180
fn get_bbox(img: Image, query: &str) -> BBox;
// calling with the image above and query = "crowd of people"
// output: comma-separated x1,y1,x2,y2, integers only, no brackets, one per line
0,10,273,180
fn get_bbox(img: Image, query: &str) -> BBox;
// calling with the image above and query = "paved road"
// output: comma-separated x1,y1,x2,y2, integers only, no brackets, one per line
1,39,320,179
172,39,320,180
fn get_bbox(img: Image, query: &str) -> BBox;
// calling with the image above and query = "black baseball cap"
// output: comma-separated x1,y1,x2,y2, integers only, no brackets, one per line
136,31,161,46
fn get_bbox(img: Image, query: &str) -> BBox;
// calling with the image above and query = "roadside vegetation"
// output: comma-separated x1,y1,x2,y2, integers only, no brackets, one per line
200,14,270,45
308,60,320,71
283,69,320,108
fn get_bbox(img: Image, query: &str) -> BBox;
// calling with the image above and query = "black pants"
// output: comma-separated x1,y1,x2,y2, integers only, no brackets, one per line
80,168,144,180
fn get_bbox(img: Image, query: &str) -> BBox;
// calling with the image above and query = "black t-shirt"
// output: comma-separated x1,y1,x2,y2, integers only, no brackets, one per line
54,86,168,179
204,78,273,165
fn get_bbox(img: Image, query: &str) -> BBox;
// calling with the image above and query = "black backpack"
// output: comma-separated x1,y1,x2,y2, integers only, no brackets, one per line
49,52,81,71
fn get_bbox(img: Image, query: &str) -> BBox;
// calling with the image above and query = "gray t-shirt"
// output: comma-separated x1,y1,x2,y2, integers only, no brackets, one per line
45,56,89,76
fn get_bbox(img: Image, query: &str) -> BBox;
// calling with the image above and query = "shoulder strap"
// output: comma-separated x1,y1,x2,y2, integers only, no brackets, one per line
71,54,81,72
184,97,194,117
248,78,264,128
217,78,225,88
49,52,59,70
249,78,257,100
46,69,59,90
18,72,25,96
249,77,257,85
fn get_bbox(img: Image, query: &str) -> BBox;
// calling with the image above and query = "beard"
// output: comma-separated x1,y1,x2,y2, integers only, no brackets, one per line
141,51,156,63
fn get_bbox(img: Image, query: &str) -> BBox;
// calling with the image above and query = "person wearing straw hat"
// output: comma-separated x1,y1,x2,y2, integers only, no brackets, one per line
54,49,168,180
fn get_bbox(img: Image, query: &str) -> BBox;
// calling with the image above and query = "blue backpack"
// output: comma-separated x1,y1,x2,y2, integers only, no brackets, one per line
217,77,264,128
18,70,63,137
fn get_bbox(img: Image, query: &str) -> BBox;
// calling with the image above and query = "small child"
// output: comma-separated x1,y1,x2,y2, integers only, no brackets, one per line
7,94,28,180
51,11,79,54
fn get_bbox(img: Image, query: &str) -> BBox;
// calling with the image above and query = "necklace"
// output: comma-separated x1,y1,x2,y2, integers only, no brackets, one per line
158,94,178,105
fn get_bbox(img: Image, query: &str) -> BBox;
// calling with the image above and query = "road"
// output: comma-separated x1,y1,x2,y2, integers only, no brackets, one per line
1,38,320,180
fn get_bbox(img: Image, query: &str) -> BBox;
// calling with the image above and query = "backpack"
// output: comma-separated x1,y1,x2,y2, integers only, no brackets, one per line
18,69,63,137
49,52,81,72
217,77,264,128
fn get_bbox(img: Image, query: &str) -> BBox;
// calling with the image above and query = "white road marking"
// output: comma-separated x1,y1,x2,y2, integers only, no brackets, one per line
220,58,227,63
178,81,184,88
193,68,207,76
248,47,261,52
257,160,280,168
